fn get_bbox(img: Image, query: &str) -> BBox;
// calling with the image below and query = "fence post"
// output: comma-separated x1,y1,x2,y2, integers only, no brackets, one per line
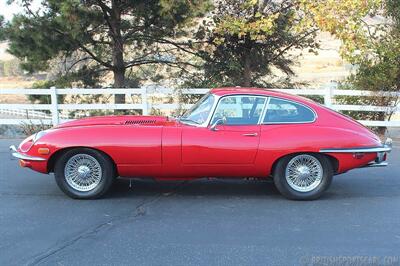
141,87,148,115
324,83,335,108
50,86,59,125
125,91,130,110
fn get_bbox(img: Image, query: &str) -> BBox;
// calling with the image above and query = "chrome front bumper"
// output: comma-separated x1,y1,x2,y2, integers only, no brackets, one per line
9,145,46,161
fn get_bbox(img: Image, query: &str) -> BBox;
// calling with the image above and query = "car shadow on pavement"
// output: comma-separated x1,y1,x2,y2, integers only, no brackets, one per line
106,178,282,199
104,173,400,200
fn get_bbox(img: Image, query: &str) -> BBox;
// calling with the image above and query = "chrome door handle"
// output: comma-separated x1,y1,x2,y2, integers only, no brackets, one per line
242,133,258,137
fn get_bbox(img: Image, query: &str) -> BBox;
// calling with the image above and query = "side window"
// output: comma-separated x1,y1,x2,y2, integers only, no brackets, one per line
212,96,266,125
263,98,315,123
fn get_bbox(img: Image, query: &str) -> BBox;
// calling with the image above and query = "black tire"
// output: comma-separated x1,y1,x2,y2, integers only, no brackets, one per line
54,148,115,199
273,153,333,200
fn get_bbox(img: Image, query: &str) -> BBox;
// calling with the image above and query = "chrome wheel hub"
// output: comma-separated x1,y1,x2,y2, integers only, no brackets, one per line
285,154,323,192
297,166,311,179
64,154,102,192
77,165,91,178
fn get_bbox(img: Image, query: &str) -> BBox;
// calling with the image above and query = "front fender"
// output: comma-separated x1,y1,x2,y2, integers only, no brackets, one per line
36,125,163,169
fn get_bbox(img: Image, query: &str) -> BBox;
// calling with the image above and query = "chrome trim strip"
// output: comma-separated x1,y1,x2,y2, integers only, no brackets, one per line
320,146,392,153
9,145,46,161
259,97,270,124
204,94,221,127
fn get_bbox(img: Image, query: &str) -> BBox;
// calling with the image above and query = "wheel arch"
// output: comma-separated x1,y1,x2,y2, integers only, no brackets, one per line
270,152,339,176
47,146,118,176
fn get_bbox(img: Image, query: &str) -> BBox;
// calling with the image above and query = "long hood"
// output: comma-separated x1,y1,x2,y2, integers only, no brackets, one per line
55,115,174,128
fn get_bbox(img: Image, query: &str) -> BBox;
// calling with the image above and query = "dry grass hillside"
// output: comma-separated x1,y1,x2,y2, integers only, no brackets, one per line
0,77,35,103
0,43,13,61
0,42,39,103
291,32,350,87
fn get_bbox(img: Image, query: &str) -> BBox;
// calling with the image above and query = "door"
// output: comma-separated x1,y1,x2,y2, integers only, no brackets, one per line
182,95,266,165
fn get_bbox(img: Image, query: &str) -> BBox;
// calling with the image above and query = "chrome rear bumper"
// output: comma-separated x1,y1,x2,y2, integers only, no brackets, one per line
363,161,388,167
321,138,392,168
9,145,46,161
364,149,389,167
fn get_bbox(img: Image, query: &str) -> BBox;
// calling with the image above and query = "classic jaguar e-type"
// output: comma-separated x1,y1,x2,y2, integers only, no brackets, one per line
10,88,392,200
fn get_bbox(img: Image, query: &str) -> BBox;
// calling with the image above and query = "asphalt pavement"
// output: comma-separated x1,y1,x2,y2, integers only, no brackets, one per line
1,139,399,266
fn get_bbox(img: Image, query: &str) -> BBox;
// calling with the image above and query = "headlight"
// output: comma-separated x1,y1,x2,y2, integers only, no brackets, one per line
32,130,49,143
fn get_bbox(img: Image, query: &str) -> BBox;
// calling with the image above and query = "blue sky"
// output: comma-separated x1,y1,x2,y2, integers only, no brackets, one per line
0,0,41,21
0,1,22,21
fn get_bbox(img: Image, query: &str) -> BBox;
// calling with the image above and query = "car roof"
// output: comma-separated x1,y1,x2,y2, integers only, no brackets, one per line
210,87,315,105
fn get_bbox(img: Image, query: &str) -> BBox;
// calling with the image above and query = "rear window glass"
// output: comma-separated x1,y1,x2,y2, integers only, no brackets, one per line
263,98,315,123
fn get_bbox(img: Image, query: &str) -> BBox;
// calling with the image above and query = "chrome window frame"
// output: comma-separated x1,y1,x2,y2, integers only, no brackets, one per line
179,93,317,128
261,96,317,125
208,94,268,127
179,93,218,127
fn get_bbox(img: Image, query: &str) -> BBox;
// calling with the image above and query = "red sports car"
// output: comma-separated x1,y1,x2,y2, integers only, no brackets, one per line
10,88,392,200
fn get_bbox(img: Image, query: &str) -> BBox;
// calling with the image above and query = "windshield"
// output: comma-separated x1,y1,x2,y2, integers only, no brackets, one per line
180,93,215,125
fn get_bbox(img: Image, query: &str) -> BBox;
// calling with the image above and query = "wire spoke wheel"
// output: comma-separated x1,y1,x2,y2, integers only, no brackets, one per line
285,154,323,192
64,154,102,192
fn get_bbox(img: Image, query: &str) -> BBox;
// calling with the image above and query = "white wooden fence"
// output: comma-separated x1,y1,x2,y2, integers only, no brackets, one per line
0,86,400,127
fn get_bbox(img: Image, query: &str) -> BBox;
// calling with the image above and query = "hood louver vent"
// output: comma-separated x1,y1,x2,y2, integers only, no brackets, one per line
124,119,157,125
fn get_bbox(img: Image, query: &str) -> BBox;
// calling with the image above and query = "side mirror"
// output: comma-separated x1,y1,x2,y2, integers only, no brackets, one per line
210,117,226,131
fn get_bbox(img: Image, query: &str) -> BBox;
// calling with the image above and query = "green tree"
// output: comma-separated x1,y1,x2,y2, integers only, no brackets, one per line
185,0,320,87
0,15,5,40
299,0,383,60
184,0,380,88
308,0,400,131
3,0,211,103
